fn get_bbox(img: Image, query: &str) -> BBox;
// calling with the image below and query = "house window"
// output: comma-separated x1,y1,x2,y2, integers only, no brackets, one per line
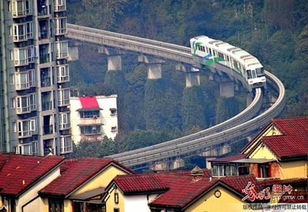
259,164,270,178
238,166,249,175
49,198,63,212
114,193,119,204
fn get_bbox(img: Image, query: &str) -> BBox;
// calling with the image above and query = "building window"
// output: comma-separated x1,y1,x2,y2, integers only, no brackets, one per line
80,125,101,135
259,164,270,178
55,17,66,35
114,192,119,204
14,69,35,90
58,88,70,106
238,166,249,175
49,198,64,212
80,110,100,118
110,108,117,116
57,65,69,83
56,41,68,59
60,136,72,154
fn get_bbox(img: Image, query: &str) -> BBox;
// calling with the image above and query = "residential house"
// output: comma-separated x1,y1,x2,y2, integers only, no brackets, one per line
39,157,133,212
0,153,64,212
210,117,308,179
103,168,263,212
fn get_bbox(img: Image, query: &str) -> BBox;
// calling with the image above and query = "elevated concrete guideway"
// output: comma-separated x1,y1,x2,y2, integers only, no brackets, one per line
66,24,285,168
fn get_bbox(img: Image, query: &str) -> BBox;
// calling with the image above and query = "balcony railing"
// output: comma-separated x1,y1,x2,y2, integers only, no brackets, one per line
57,75,69,83
79,118,102,125
16,106,31,114
55,4,66,12
58,99,69,106
18,130,32,138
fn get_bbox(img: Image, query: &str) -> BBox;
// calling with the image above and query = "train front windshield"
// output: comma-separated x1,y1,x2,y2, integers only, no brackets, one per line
256,68,265,77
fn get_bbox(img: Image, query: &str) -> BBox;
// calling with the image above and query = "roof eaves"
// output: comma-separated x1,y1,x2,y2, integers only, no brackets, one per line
240,122,272,154
65,161,132,198
16,157,65,198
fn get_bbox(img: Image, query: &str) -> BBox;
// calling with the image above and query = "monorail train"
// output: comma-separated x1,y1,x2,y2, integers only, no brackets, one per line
190,36,266,88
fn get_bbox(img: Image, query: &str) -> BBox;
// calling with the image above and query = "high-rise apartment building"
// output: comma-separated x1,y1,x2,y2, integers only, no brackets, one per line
0,0,72,156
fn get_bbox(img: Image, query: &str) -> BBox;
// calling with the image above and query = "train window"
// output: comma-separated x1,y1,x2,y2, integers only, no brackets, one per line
209,48,213,55
198,45,205,52
256,68,265,77
246,70,252,79
226,55,229,61
206,47,209,53
218,52,224,59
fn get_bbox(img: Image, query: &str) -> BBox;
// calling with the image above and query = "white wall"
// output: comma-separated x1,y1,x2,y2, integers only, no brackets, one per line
15,168,61,212
96,95,118,140
124,194,158,212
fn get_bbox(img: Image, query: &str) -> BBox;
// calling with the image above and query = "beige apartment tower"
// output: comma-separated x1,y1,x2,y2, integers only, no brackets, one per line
0,0,72,156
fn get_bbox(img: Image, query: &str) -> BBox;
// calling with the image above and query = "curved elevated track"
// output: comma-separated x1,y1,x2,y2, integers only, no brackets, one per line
67,24,285,167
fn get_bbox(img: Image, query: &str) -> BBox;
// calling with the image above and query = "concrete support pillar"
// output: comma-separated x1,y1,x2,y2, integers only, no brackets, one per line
138,55,164,80
107,55,122,71
68,47,79,61
171,158,185,170
175,63,187,72
147,63,162,79
219,80,234,97
98,46,123,72
219,144,231,155
186,72,200,88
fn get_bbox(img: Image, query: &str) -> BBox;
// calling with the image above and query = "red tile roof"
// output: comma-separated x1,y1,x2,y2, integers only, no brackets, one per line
241,117,308,155
79,96,100,109
209,154,246,163
150,174,260,209
262,135,307,158
39,157,133,197
271,117,308,136
0,153,64,196
113,171,259,209
114,174,168,194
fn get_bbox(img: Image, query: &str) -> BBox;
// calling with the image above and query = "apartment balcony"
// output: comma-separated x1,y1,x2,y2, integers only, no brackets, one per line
18,130,32,138
80,135,103,142
79,118,103,126
55,27,66,36
58,99,69,107
16,104,37,115
11,0,32,18
57,75,69,83
54,2,66,12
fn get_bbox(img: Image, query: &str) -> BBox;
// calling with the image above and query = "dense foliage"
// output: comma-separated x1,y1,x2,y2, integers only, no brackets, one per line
67,0,308,158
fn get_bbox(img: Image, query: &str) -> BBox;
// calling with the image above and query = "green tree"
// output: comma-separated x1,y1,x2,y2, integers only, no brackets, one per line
182,86,207,131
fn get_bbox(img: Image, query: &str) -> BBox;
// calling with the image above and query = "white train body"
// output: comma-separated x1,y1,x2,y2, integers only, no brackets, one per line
190,36,266,88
